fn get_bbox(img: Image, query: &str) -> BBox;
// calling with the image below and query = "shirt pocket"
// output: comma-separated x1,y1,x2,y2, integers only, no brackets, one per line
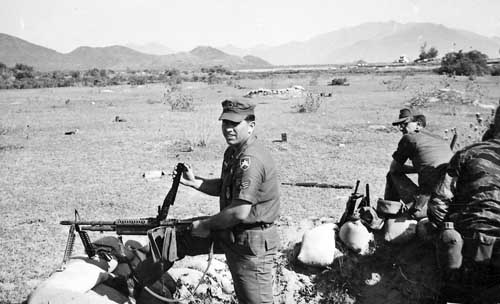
467,232,496,263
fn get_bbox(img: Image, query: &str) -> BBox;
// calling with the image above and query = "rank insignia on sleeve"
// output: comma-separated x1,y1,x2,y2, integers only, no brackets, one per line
240,180,251,190
240,157,250,171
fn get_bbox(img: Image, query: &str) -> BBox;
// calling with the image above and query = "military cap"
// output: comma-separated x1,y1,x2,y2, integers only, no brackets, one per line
218,98,255,122
392,108,413,126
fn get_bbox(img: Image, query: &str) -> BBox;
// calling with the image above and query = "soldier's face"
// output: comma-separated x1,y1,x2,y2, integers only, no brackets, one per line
399,121,419,134
221,119,255,146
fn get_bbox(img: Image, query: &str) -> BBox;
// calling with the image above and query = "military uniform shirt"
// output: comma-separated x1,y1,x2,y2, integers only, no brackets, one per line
219,135,280,224
446,139,500,236
392,130,453,190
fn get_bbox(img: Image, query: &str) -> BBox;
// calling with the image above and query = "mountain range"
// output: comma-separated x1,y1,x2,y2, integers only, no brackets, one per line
124,42,175,55
1,21,500,71
0,33,271,71
219,21,500,65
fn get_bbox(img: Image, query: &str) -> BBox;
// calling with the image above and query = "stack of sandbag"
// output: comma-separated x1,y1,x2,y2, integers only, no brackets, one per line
338,219,374,255
376,199,417,244
27,253,126,304
296,223,342,267
26,236,164,304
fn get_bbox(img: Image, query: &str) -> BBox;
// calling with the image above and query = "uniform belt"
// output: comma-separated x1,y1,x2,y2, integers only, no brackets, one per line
233,222,274,231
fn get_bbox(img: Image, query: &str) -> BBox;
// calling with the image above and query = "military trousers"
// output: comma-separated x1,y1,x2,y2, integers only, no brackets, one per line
384,171,419,204
175,225,280,304
384,172,431,218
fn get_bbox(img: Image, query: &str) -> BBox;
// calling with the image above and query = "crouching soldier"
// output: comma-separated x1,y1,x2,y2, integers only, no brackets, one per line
385,108,453,219
428,106,500,303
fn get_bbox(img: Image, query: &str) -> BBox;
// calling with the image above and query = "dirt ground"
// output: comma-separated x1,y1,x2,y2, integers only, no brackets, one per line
1,72,499,303
276,219,440,304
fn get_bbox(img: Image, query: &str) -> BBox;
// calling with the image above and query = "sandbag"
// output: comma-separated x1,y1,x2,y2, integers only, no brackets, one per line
27,255,118,304
339,220,373,255
90,284,131,303
297,223,337,267
384,216,417,244
28,287,130,304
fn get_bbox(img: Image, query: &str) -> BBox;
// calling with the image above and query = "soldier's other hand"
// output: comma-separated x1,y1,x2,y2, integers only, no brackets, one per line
173,163,197,187
191,220,210,238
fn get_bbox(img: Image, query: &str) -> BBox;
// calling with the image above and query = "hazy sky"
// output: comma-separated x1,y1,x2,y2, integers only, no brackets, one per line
1,0,500,53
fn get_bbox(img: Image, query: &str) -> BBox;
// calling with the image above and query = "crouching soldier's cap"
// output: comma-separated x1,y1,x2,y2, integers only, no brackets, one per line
218,98,255,122
392,108,413,126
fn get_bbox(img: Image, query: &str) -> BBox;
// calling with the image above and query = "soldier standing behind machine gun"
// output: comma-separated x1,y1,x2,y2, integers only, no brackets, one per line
171,98,281,304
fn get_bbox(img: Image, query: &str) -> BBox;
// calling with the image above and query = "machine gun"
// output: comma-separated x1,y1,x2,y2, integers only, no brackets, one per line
59,163,191,265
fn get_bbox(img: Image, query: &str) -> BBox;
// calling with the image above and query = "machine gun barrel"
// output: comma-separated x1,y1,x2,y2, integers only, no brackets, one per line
60,220,116,226
60,218,194,235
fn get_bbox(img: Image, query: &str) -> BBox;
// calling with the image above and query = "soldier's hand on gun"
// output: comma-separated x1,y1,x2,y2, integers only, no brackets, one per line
191,219,211,238
173,163,197,187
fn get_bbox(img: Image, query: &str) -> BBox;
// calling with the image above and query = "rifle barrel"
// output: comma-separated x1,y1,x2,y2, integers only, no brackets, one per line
60,220,116,225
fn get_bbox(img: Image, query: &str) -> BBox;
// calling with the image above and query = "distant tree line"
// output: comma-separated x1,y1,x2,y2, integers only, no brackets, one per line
1,49,499,90
0,63,236,90
437,50,500,77
414,42,499,76
416,42,439,62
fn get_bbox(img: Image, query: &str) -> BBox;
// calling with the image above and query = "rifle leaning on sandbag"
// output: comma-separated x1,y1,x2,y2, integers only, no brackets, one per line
59,163,192,266
338,181,375,226
338,180,363,226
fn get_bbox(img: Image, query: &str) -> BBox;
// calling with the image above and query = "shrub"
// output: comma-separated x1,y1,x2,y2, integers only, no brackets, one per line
438,50,490,76
328,78,348,86
13,63,34,80
491,64,500,76
417,42,439,62
164,91,195,111
383,73,408,91
293,93,323,113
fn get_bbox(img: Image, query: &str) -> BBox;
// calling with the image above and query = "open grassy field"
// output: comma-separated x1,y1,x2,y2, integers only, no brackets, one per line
1,72,499,303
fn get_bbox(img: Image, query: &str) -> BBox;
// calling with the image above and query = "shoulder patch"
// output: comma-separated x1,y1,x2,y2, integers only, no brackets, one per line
240,157,250,171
